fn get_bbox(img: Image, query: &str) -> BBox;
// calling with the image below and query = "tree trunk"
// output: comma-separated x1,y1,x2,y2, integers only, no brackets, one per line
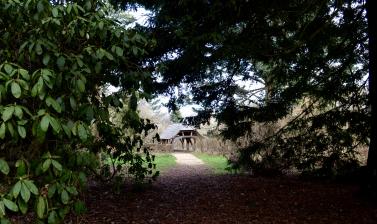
366,0,377,197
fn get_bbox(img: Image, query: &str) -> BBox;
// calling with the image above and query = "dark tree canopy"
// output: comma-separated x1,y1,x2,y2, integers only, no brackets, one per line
114,0,371,175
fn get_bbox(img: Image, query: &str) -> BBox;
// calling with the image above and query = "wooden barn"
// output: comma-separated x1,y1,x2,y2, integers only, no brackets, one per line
160,123,201,151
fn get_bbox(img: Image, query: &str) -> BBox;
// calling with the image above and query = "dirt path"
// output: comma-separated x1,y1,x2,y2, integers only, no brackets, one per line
156,152,213,188
171,152,204,165
82,154,377,224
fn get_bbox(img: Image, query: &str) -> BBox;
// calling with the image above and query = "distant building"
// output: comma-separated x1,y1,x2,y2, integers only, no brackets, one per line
160,123,201,150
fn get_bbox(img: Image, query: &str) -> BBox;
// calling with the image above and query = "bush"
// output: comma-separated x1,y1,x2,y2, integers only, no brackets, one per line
0,1,156,222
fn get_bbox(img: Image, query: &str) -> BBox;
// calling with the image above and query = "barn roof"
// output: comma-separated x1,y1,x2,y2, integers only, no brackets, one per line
160,123,196,140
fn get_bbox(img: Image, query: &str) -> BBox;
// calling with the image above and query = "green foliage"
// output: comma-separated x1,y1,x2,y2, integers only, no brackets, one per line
0,0,156,222
104,92,159,183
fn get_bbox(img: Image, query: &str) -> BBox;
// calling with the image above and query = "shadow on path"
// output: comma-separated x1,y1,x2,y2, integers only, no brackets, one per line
82,153,377,224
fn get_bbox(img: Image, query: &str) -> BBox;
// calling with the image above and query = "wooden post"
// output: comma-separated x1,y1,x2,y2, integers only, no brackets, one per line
186,138,190,151
180,138,184,150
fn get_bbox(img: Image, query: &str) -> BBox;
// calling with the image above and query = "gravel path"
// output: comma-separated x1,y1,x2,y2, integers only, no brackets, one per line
171,152,204,165
159,152,213,181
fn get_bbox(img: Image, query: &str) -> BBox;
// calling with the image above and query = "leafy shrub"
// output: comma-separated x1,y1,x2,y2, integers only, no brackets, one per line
0,0,156,222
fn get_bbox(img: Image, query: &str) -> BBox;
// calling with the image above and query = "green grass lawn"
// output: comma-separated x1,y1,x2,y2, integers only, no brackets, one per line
153,153,176,172
103,153,176,173
193,152,230,174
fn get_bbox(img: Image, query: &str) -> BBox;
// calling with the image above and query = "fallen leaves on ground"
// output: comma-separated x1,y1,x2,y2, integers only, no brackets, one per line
79,165,377,224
